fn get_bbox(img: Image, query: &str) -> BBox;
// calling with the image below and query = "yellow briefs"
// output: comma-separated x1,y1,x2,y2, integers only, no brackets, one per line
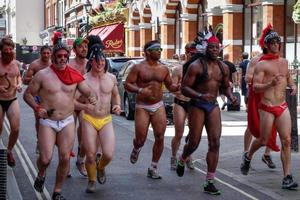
82,114,112,132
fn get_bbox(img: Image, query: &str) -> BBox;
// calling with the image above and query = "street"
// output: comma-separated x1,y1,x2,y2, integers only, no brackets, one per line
2,93,300,200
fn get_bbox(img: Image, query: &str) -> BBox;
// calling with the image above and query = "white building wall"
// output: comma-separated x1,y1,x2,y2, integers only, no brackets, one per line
15,0,44,45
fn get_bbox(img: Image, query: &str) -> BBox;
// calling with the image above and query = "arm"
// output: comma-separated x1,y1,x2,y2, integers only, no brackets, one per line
245,60,255,84
111,76,121,115
222,64,236,102
253,63,278,92
164,67,180,93
124,65,141,93
287,65,297,95
77,81,97,105
23,64,35,85
181,63,202,98
170,66,181,95
74,90,88,111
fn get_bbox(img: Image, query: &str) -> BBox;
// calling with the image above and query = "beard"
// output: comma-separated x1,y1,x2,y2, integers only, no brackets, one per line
1,52,14,65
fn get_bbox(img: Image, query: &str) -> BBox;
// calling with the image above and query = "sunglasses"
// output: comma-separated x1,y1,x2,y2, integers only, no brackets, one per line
148,48,163,52
56,54,68,58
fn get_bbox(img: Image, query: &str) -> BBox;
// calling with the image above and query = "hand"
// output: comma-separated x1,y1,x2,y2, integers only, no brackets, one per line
200,93,215,102
112,105,121,115
0,86,7,93
139,85,152,96
271,74,283,86
35,106,48,118
16,84,22,93
85,104,95,113
290,85,297,96
88,95,97,105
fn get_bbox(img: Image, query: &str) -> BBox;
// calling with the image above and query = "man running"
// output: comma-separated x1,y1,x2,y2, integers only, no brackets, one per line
240,24,298,190
23,32,97,200
23,45,52,153
75,43,121,193
125,40,180,179
170,42,196,170
176,35,237,195
0,37,22,167
69,37,89,176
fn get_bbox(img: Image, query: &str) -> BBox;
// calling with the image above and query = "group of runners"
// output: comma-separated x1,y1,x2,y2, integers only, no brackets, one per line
0,23,298,199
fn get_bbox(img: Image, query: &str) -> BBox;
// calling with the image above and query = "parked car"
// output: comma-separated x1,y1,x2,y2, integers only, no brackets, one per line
107,57,142,76
116,60,174,124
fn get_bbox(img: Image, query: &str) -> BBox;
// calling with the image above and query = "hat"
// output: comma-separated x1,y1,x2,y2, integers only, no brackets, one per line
259,23,281,49
52,32,70,54
73,37,89,49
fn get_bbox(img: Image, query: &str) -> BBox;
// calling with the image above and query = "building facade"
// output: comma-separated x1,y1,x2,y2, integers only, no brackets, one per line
126,0,300,64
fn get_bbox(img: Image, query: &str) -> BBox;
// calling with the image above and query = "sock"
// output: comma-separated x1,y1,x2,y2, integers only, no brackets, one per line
77,155,84,164
206,172,215,181
85,161,97,182
150,162,158,170
97,156,110,171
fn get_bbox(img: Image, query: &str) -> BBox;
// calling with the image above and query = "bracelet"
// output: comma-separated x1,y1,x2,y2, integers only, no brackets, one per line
197,93,202,98
138,88,143,94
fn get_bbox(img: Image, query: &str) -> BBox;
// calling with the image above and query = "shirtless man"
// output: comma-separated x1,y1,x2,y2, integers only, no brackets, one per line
23,38,97,200
125,40,180,179
240,26,298,190
23,45,52,153
75,43,121,193
243,51,277,169
69,37,89,176
170,42,196,170
0,38,22,167
176,35,237,195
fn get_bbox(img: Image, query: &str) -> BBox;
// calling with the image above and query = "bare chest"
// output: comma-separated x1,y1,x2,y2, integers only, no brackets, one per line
139,68,166,83
42,75,76,95
0,64,19,77
88,76,114,95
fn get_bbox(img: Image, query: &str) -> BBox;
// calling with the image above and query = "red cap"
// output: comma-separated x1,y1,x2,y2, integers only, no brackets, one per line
207,36,220,44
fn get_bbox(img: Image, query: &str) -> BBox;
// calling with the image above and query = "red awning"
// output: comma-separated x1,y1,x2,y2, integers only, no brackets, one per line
88,23,124,53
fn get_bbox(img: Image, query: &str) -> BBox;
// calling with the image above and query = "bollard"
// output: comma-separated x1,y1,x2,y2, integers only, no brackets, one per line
0,149,7,200
286,88,298,152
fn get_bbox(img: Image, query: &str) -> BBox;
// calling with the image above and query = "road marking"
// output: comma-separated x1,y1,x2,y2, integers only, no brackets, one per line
4,118,51,200
193,165,259,200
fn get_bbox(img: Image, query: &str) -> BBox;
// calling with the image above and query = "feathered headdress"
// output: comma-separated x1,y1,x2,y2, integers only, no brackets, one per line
258,23,281,49
194,25,221,54
86,35,104,59
86,43,106,72
51,31,70,55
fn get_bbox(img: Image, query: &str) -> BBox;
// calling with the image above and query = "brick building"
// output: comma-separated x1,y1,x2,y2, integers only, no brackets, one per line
126,0,300,64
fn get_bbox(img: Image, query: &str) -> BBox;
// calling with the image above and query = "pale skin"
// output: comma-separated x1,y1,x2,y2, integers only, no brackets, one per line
181,42,236,174
23,48,51,139
125,46,179,163
75,57,121,180
243,54,273,155
248,41,296,177
69,42,88,160
23,49,97,194
0,44,22,152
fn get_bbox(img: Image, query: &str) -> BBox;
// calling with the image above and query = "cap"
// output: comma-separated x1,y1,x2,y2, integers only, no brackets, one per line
73,37,89,48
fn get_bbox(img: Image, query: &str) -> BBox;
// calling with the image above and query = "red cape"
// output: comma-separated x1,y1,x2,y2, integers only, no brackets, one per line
258,54,279,61
247,85,280,152
51,64,84,85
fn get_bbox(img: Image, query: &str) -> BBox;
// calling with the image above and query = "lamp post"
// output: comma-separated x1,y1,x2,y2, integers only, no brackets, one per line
84,1,92,36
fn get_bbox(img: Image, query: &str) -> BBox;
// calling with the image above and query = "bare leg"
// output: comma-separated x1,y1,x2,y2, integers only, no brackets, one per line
53,123,75,193
171,104,186,157
98,122,115,170
133,108,150,149
6,100,20,151
243,127,252,152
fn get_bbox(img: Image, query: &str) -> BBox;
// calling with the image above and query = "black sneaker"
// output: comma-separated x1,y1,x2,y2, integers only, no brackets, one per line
130,148,140,164
262,154,276,169
52,192,66,200
34,173,45,193
7,151,16,167
240,152,251,175
147,167,162,179
282,175,298,190
221,103,227,110
204,180,221,195
176,160,185,177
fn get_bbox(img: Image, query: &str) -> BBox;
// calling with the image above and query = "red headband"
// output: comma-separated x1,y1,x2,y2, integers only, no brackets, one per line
207,36,220,44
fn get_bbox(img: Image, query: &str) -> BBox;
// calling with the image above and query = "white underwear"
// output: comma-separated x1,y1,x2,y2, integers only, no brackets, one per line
39,115,74,132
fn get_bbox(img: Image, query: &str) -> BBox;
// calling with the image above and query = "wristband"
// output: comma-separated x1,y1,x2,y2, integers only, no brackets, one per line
138,88,143,94
197,93,202,98
34,105,42,113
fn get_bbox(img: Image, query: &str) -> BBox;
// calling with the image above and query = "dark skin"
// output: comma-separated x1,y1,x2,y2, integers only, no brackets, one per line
124,45,179,163
180,42,237,175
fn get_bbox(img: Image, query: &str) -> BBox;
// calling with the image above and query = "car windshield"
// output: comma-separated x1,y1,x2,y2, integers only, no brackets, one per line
110,59,129,71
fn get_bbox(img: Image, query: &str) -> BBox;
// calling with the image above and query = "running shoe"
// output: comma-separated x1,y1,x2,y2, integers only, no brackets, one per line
186,158,195,170
97,168,106,184
7,151,15,167
130,148,140,164
76,161,87,177
282,175,298,190
203,179,221,195
34,173,45,193
262,154,276,169
240,152,251,175
147,168,162,179
176,160,185,177
170,157,177,170
96,152,102,165
52,192,66,200
86,181,96,193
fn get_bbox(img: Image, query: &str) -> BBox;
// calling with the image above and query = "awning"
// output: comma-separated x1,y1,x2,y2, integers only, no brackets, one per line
88,23,124,53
